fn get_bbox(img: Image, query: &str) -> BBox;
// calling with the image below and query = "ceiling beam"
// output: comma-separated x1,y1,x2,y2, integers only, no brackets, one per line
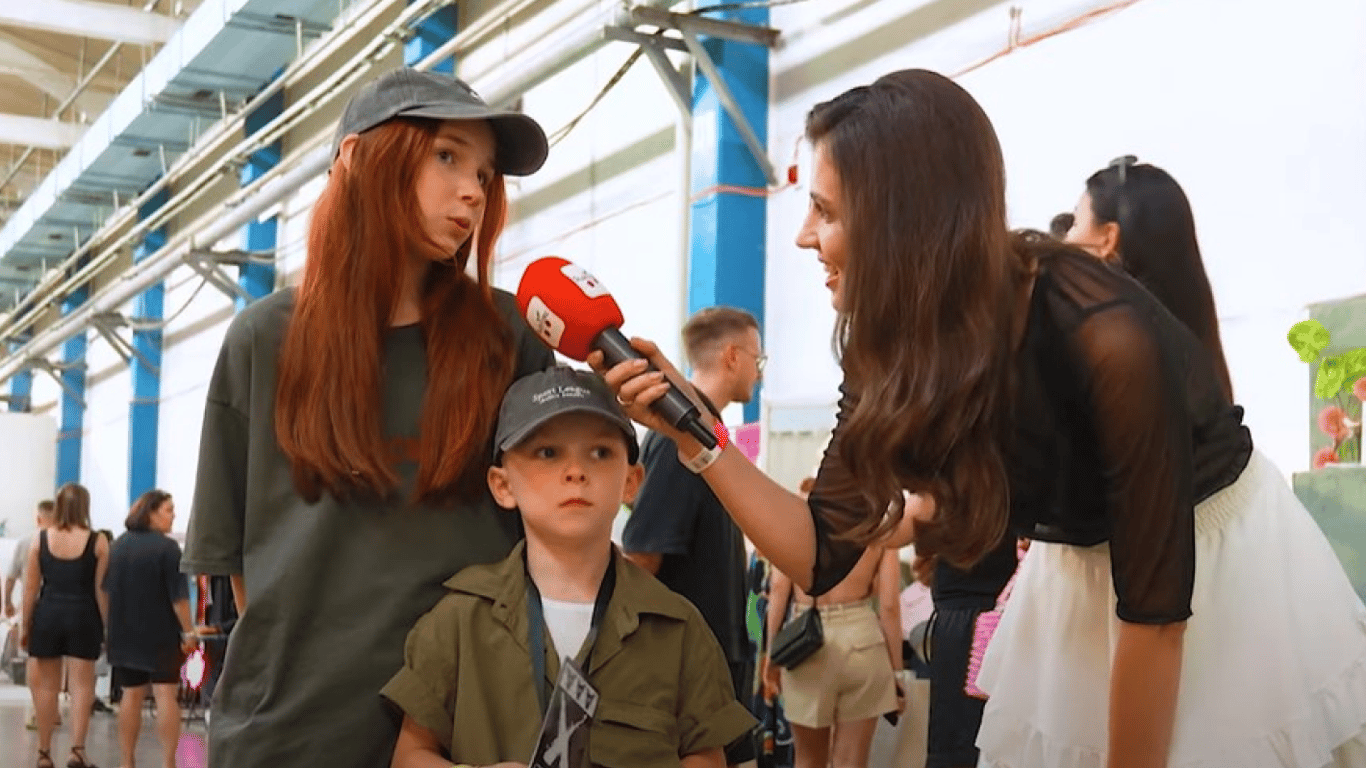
0,0,180,46
0,113,84,149
0,39,110,117
0,263,37,283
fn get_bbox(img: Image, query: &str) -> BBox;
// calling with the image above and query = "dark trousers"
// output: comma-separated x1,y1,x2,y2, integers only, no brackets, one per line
926,605,992,768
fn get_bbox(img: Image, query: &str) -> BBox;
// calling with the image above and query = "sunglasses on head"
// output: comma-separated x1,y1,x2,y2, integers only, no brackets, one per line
1109,154,1139,185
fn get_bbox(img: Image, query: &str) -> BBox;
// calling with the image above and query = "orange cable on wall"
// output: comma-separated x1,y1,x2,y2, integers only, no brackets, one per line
951,0,1147,79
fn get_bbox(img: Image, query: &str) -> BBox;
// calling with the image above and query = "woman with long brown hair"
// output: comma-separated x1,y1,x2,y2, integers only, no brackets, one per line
21,482,107,768
595,69,1366,768
181,67,554,768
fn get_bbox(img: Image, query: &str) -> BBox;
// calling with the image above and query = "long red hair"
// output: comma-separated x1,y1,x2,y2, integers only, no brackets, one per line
275,117,514,505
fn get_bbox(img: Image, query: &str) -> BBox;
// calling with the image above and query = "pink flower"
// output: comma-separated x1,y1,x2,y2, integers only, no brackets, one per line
1319,406,1351,439
1354,376,1366,403
1314,446,1340,469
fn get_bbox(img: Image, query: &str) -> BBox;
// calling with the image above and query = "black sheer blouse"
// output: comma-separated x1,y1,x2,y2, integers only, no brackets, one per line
807,248,1253,624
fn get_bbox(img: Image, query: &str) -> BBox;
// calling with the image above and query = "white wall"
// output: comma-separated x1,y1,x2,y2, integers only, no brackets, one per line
0,412,57,539
155,265,237,534
493,41,690,369
16,0,1366,515
80,338,130,532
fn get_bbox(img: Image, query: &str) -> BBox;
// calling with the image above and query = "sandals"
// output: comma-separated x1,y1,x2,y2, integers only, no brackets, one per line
66,746,97,768
36,749,54,768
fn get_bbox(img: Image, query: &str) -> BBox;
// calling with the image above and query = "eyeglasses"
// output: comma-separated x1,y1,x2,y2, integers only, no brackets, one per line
737,347,767,374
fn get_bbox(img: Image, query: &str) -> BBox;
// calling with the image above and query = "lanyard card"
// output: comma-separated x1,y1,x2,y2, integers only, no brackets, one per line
528,655,600,768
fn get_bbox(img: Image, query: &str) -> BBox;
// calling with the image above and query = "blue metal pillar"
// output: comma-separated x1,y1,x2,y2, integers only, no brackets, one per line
238,84,283,309
7,341,31,412
405,3,457,72
57,285,89,486
128,188,169,504
687,2,770,423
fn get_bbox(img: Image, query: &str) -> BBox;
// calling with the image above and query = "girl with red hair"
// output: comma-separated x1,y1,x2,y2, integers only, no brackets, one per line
182,68,554,768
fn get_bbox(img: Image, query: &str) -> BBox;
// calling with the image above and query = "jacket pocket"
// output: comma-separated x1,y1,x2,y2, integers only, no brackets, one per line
590,699,679,768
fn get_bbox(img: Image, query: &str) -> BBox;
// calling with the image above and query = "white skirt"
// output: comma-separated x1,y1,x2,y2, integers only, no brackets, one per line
975,451,1366,768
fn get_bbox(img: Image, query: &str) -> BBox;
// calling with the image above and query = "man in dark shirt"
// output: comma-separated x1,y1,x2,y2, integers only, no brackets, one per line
623,306,765,768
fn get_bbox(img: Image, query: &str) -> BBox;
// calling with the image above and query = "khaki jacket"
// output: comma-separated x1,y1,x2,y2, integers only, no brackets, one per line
382,541,756,767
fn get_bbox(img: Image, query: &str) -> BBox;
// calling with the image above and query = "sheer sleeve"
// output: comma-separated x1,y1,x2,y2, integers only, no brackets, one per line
1072,303,1196,624
806,382,873,596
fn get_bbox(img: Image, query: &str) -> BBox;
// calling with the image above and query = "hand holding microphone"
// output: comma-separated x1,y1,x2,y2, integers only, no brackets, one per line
515,257,718,450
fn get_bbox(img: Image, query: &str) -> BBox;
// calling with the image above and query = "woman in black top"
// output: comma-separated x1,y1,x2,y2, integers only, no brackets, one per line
21,483,107,768
594,69,1366,768
104,489,195,768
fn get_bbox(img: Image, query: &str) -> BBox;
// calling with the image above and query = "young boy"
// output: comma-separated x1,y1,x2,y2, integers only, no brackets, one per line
383,366,756,768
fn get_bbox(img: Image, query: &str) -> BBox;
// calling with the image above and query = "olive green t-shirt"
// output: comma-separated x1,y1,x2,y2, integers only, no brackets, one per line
381,541,757,767
181,286,554,768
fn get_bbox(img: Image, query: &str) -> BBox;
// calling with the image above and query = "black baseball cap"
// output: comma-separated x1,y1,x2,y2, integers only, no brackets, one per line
494,367,640,465
332,67,548,176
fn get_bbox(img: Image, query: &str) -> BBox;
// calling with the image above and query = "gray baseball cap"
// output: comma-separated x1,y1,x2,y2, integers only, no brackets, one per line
333,67,548,176
494,367,640,465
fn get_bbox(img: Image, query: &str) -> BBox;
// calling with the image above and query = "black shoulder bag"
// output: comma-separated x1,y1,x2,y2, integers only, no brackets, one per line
769,591,823,670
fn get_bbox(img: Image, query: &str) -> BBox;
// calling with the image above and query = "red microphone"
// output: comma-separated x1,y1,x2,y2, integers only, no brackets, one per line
516,257,718,450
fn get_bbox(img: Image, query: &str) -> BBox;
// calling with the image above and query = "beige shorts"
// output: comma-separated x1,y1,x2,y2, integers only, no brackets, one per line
779,599,897,728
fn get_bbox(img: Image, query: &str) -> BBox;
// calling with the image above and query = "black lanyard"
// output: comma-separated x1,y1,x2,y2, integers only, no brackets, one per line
525,548,617,715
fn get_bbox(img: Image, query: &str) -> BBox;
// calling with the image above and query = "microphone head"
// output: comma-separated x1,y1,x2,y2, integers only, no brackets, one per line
516,257,625,361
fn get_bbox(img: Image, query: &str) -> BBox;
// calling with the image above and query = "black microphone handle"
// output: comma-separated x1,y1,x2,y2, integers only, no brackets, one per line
592,328,718,450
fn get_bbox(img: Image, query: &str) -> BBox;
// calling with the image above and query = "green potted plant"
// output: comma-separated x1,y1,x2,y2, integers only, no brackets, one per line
1289,319,1366,468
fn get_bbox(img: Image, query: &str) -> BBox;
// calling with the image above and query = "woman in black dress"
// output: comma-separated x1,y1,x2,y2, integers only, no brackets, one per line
594,69,1366,768
104,489,196,768
22,482,108,768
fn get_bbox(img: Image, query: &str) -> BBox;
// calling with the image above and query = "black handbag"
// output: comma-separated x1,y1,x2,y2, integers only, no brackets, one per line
770,601,823,670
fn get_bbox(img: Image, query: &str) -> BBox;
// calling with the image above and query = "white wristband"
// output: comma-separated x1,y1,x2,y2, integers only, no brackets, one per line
681,443,723,474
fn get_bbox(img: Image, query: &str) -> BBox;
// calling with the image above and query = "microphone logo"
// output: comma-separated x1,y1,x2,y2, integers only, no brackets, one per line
560,264,609,299
525,296,566,350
